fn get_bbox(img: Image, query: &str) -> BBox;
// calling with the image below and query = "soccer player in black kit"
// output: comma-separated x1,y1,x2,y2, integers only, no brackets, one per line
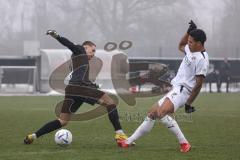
24,30,128,144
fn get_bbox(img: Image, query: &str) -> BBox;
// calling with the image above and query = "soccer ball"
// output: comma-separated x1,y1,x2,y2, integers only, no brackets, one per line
55,129,72,146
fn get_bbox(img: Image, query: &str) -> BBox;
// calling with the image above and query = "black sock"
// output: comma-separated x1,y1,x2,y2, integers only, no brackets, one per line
35,120,62,138
106,104,122,131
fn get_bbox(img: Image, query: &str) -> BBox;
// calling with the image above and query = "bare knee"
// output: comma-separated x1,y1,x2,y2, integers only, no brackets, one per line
148,108,167,119
147,100,173,119
58,119,69,126
59,113,71,126
99,94,116,107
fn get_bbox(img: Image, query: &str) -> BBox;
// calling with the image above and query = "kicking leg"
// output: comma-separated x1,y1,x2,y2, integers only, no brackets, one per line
156,98,191,153
23,97,76,144
24,113,70,144
124,103,159,145
119,97,191,152
120,98,173,146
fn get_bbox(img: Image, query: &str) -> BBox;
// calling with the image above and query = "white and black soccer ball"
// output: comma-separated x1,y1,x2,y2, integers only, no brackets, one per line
55,129,72,146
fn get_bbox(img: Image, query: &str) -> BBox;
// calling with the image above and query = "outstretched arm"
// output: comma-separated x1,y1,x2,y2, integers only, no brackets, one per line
46,30,81,53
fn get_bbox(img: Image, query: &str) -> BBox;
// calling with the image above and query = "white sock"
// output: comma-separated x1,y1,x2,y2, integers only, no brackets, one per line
126,116,155,144
160,115,188,144
32,133,37,139
116,130,124,134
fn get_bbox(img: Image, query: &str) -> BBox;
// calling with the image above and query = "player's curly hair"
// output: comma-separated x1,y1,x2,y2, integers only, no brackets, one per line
189,29,207,46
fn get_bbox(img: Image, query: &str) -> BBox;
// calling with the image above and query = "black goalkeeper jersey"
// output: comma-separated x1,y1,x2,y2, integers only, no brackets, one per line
56,36,92,86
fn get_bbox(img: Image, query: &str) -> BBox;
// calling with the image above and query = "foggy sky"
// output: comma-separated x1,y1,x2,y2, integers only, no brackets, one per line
0,0,239,58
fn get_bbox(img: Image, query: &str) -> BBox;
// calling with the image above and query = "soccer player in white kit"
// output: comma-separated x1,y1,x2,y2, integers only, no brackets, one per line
117,21,209,153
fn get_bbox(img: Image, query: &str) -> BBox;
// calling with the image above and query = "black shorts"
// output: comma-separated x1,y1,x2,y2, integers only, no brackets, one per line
61,85,105,113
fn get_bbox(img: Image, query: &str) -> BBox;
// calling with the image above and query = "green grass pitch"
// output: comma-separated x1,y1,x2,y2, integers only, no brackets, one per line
0,93,239,160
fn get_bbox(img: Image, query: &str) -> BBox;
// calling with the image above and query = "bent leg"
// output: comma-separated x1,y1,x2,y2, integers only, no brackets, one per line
98,93,122,132
155,98,189,144
35,113,71,138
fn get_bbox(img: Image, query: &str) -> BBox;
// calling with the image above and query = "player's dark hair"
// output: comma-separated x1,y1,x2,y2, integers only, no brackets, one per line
82,41,96,47
189,29,207,46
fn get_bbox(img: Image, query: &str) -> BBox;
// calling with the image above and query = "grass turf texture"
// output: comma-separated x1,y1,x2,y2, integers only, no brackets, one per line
0,93,239,160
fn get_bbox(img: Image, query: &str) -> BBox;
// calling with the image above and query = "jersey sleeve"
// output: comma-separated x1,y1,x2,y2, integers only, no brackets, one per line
56,36,82,54
195,58,209,77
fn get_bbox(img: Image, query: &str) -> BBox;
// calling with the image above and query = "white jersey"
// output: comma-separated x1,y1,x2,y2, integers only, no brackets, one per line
171,45,209,91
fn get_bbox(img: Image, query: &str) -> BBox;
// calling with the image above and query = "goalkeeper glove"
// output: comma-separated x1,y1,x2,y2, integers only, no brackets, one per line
46,30,59,38
185,104,196,113
187,20,197,34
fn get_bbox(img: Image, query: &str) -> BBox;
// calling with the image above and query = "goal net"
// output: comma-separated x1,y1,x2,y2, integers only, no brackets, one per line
0,66,37,93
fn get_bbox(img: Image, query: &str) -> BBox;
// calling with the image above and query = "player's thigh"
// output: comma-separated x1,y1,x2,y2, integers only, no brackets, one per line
161,86,188,112
76,87,105,106
69,97,84,113
148,98,174,119
98,93,116,106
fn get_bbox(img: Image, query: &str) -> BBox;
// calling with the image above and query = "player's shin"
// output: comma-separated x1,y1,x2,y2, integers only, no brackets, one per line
35,119,62,138
126,116,155,144
160,115,188,144
106,104,122,131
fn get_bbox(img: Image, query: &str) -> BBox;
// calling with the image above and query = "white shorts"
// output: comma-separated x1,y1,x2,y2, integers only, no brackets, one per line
158,86,191,112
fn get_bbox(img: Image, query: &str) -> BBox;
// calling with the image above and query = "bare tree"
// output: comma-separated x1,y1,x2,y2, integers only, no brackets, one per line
0,0,35,54
84,0,176,41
